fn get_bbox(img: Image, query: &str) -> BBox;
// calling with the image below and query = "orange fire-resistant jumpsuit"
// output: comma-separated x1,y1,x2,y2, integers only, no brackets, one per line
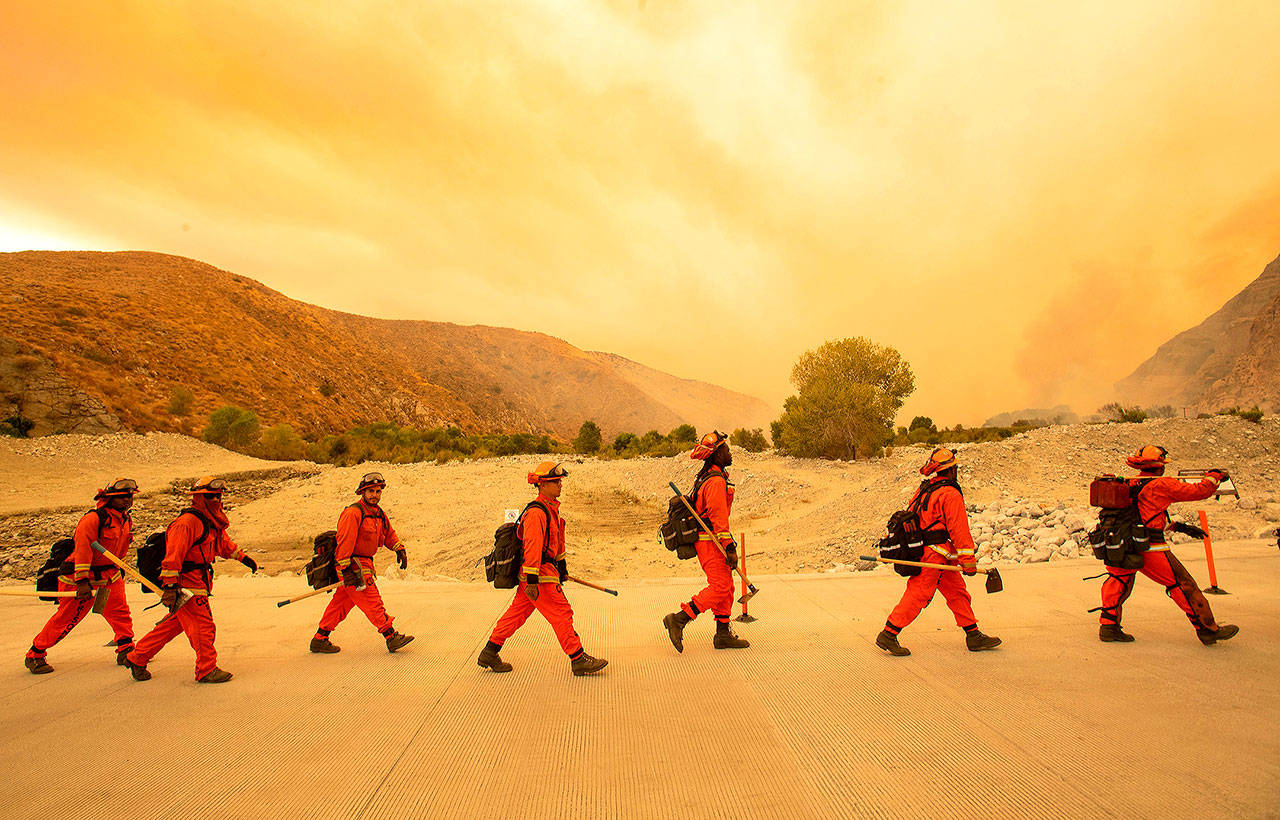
884,478,979,636
1096,474,1222,630
315,501,402,640
489,494,585,658
679,466,737,628
128,501,248,680
28,502,135,663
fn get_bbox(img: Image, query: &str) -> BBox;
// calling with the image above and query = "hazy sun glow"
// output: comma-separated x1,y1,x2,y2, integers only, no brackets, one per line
2,1,1279,424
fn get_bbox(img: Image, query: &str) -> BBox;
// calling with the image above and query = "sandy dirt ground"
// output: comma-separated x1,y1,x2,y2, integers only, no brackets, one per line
0,540,1275,819
1,417,1277,586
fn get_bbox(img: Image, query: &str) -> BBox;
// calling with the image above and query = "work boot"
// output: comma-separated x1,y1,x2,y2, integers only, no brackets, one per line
309,637,341,654
24,656,53,675
1099,624,1135,643
875,629,910,656
385,631,415,653
965,630,1002,652
570,652,608,676
116,651,131,666
477,643,512,673
713,622,750,649
663,610,691,653
1197,624,1240,645
197,668,233,684
126,658,152,681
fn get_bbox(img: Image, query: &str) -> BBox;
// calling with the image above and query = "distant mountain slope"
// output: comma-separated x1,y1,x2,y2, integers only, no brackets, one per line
982,405,1078,427
0,251,774,438
1115,252,1280,412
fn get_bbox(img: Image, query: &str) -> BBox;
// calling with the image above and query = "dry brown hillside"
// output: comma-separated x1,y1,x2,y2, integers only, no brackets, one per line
0,251,774,438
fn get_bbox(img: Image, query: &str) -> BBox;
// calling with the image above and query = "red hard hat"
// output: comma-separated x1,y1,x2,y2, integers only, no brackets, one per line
1126,445,1169,470
690,431,728,460
191,476,228,495
356,472,387,493
920,447,957,475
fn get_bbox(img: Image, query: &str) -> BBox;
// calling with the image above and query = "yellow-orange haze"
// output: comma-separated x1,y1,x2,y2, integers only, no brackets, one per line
2,2,1280,425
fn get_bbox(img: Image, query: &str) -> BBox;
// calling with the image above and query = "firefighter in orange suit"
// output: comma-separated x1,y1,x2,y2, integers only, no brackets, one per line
125,477,258,683
477,461,608,676
1095,445,1239,645
663,431,750,652
311,472,414,654
876,448,1001,657
25,478,139,674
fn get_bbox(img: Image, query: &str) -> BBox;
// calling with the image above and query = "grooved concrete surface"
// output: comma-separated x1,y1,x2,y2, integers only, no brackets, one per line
1,542,1277,819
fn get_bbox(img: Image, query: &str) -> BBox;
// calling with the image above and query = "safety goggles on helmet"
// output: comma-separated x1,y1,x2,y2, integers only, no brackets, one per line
920,447,958,475
527,461,569,485
100,478,139,496
690,431,728,460
191,476,228,494
1125,445,1169,470
356,472,388,493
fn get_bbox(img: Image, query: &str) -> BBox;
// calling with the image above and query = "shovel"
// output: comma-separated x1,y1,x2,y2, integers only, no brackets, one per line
858,555,1004,594
669,481,758,603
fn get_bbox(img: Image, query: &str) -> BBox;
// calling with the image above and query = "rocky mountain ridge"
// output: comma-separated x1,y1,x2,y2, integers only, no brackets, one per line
0,251,774,439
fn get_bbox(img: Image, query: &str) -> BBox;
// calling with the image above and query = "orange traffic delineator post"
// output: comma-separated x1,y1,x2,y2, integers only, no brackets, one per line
1199,509,1228,595
736,533,757,622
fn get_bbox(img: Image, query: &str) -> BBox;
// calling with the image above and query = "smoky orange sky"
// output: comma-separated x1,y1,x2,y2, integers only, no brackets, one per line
3,1,1280,426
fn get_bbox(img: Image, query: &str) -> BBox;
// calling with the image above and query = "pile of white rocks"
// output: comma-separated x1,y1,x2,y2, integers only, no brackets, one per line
968,497,1097,566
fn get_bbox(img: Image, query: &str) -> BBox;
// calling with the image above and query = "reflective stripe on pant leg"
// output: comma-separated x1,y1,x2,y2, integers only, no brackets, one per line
937,569,977,628
346,579,393,633
31,582,94,653
1097,567,1137,625
690,539,734,619
177,598,218,680
317,585,356,634
490,587,537,646
100,579,134,653
129,609,187,666
532,584,583,657
887,565,943,630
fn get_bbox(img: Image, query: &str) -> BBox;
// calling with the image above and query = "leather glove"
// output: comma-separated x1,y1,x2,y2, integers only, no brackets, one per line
341,563,363,588
396,548,408,570
239,555,258,574
161,586,180,612
1172,521,1208,540
724,545,739,568
525,574,540,601
555,558,568,583
75,579,93,600
961,563,978,576
1206,469,1229,483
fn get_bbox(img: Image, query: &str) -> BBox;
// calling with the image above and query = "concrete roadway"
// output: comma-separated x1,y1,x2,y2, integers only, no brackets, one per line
1,541,1276,819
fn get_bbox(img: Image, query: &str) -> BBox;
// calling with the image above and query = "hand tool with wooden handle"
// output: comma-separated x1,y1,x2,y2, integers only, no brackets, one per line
669,481,758,603
91,540,189,609
858,555,1003,594
276,582,339,608
567,575,618,596
0,589,77,598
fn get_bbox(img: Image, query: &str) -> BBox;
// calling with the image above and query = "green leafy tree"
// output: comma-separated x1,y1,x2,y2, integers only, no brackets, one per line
613,432,638,453
573,420,603,453
909,416,935,432
730,428,769,452
668,424,697,444
258,423,305,460
203,406,261,450
773,337,915,459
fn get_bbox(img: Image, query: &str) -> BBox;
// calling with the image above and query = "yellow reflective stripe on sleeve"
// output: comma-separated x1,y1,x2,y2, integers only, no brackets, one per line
521,566,541,575
928,545,956,559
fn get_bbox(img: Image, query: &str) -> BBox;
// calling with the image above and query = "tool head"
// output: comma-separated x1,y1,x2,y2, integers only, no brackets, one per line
985,568,1003,594
91,586,109,614
737,584,759,604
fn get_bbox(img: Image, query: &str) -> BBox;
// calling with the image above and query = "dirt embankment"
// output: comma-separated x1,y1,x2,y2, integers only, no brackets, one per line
1,417,1277,584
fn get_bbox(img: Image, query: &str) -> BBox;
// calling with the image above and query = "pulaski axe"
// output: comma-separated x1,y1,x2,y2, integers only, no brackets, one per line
91,541,190,612
669,481,758,603
859,555,1004,594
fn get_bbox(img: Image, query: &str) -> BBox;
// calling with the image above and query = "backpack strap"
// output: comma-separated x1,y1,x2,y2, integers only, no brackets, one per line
178,508,213,547
520,501,555,564
1129,478,1165,528
912,478,961,534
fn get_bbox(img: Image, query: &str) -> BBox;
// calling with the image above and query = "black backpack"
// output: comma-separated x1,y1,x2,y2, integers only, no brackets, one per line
877,479,960,576
1087,478,1159,569
35,508,108,602
138,508,211,593
483,501,552,589
660,472,720,560
305,531,340,589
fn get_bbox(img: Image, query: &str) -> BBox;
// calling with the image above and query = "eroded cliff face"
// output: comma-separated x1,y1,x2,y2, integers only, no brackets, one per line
1116,252,1280,412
